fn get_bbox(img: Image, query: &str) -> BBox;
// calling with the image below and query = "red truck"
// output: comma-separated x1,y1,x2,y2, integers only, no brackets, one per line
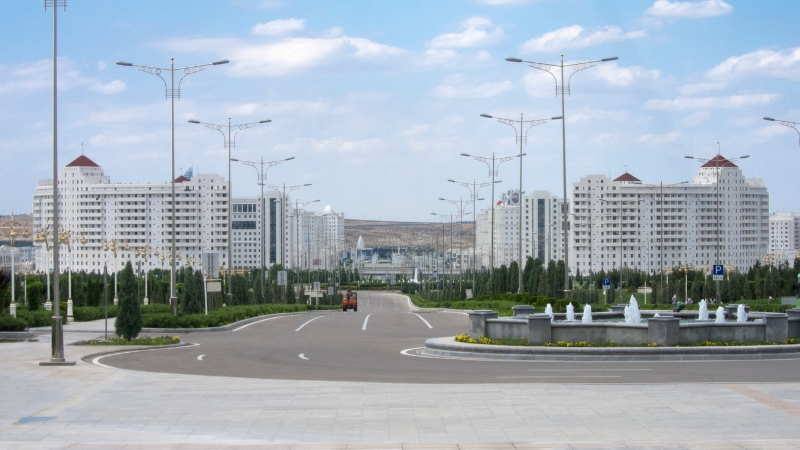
342,291,358,312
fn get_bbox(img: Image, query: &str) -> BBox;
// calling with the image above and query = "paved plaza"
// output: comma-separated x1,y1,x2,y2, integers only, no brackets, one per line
3,317,800,449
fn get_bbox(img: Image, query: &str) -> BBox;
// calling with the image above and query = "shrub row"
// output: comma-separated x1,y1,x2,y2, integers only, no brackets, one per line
141,304,307,328
0,314,28,332
15,309,65,328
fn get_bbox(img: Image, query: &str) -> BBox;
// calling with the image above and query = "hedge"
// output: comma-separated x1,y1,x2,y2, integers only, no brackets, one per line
0,314,28,332
141,304,307,329
15,309,65,328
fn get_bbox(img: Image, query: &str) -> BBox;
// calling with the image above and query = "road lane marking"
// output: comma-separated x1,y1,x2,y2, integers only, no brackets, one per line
91,343,199,369
527,368,652,372
197,354,205,361
233,314,294,332
295,316,324,331
406,296,420,310
413,313,433,329
362,313,372,331
497,375,623,379
299,354,309,360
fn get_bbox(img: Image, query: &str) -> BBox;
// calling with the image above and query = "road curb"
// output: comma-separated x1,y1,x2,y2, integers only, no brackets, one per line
423,336,800,361
141,311,313,334
77,342,191,364
0,331,37,342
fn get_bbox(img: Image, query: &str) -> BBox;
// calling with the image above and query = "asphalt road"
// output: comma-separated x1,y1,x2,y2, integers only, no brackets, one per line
94,291,800,384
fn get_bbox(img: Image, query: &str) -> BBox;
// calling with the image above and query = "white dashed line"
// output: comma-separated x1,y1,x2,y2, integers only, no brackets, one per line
362,313,372,331
299,354,309,360
413,313,433,329
295,316,324,332
197,354,205,361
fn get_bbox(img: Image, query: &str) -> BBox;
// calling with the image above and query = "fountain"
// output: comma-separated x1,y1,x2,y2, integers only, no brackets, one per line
623,296,641,324
715,306,725,323
654,313,661,318
582,304,593,323
544,304,554,322
698,300,709,321
737,304,748,323
565,303,575,322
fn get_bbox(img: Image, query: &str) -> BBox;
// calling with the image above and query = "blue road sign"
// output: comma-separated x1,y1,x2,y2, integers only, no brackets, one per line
602,278,611,290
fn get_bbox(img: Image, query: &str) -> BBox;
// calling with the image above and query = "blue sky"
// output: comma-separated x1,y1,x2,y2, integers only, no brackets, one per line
2,0,799,221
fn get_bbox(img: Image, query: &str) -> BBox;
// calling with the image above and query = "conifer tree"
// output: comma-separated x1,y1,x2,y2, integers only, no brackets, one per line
115,261,142,340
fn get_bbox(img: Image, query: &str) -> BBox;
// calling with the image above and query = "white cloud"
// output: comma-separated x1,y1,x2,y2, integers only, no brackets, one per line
428,17,503,49
89,132,160,146
681,111,709,126
643,94,778,110
645,0,732,18
678,82,725,95
90,79,126,94
520,25,645,53
592,63,660,87
98,61,107,71
251,18,306,36
639,131,681,144
707,47,800,82
434,74,512,99
275,136,385,154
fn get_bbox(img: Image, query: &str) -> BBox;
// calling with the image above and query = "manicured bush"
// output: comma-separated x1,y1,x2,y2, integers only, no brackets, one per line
16,309,64,327
141,304,307,329
141,304,172,314
73,305,117,322
0,314,27,331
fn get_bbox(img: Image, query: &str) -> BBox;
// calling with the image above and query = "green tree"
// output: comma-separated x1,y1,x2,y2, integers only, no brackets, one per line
26,281,45,311
703,275,715,300
115,262,142,340
231,274,248,305
508,261,519,294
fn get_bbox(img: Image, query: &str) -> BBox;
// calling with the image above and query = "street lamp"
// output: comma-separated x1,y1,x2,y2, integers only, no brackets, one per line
764,117,800,146
439,197,475,297
461,152,518,280
506,53,618,297
448,178,497,293
42,0,72,366
266,182,312,268
685,150,749,300
60,229,86,322
480,113,560,293
188,118,271,306
0,213,30,318
117,58,228,315
231,156,294,299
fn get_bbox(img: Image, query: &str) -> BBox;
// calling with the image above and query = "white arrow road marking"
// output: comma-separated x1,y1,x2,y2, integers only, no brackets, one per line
197,354,205,361
413,313,432,329
362,313,372,331
295,316,324,332
299,354,309,360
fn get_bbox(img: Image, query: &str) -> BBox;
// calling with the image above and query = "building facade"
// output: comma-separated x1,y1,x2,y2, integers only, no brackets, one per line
769,211,800,262
571,155,769,274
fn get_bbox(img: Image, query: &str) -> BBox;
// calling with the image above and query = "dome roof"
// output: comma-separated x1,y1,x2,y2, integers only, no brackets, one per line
65,155,100,168
323,205,334,214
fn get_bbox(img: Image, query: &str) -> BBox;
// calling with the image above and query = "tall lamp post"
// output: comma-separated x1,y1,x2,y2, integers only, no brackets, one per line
439,197,475,296
480,113,560,293
117,58,228,315
41,0,72,366
764,117,800,146
448,179,498,293
188,118,271,305
266,183,312,268
506,53,618,297
685,150,749,300
461,152,518,279
231,156,295,297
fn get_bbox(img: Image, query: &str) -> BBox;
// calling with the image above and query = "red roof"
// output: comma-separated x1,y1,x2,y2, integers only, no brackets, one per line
65,155,100,168
613,172,641,182
701,154,738,168
174,175,190,183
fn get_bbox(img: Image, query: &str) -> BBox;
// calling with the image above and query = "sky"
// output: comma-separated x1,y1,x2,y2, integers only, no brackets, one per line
1,0,799,221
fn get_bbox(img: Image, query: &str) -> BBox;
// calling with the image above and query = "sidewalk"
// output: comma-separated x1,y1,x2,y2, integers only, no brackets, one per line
3,332,800,448
30,316,116,335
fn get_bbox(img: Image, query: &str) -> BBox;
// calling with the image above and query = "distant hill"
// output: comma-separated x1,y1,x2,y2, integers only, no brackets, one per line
345,219,474,250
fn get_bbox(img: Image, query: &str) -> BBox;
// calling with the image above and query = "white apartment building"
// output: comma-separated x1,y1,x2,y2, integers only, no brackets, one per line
230,193,281,270
571,154,769,274
475,189,566,268
286,205,345,270
32,155,230,274
769,211,800,261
